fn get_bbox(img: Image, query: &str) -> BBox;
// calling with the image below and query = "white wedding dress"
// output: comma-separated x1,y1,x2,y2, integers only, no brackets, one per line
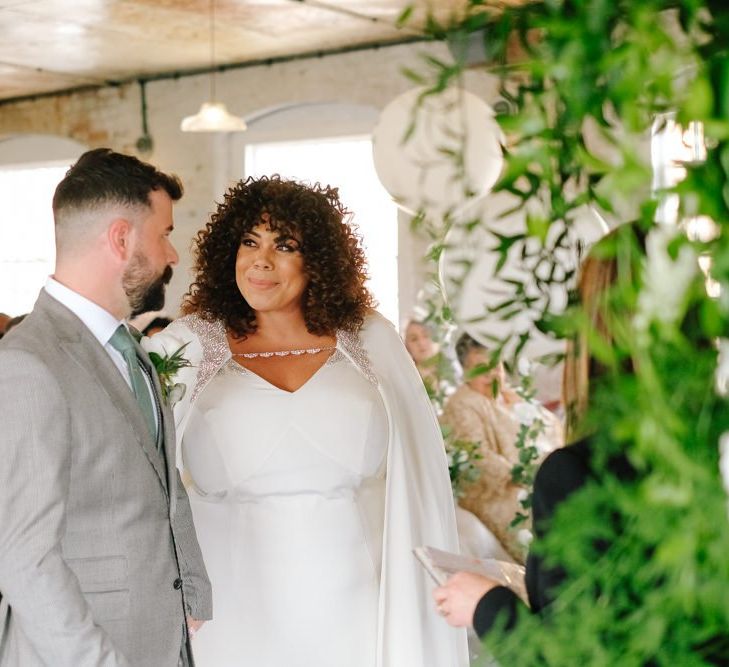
149,312,469,667
183,352,389,667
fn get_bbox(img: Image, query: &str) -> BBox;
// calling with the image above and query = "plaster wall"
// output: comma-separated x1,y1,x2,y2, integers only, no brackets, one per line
0,41,502,322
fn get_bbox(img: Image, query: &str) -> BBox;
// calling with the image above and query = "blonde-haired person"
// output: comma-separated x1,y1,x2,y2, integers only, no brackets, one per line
431,225,638,637
403,319,459,408
561,240,622,442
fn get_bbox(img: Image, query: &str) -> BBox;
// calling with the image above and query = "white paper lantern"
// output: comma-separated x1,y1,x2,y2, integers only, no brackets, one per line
372,87,503,220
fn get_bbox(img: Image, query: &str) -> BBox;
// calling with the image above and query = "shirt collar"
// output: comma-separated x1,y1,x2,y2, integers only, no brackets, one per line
44,276,125,348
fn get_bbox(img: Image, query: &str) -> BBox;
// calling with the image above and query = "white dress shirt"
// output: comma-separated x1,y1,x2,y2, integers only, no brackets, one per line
44,277,161,434
44,277,134,384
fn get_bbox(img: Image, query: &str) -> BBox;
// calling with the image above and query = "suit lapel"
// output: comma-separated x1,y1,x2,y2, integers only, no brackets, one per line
39,293,169,497
134,339,178,510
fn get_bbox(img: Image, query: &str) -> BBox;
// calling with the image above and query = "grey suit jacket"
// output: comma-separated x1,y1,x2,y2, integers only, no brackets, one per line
0,291,212,666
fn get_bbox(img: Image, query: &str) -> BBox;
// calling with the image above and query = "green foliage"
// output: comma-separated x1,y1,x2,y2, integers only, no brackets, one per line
401,0,729,663
442,424,484,499
509,367,548,531
148,343,191,402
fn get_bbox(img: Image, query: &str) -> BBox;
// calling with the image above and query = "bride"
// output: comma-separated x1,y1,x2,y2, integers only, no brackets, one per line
149,175,468,667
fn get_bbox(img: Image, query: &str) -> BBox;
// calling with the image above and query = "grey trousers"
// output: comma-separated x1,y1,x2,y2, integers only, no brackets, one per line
178,626,195,667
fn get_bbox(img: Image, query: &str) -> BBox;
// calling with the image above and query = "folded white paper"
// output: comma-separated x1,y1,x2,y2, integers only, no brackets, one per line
414,545,528,605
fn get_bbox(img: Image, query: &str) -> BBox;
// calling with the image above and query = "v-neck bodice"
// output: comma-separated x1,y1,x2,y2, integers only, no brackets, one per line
182,352,387,501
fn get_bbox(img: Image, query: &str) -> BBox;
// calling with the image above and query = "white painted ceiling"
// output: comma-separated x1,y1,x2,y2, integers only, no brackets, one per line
0,0,496,103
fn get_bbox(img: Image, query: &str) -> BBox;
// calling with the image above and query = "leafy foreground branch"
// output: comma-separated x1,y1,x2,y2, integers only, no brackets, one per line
403,1,729,664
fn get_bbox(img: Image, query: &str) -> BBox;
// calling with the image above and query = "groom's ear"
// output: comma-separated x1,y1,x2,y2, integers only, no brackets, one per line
108,217,134,261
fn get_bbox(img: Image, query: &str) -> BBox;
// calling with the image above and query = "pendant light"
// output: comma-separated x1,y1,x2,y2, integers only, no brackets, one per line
180,0,247,132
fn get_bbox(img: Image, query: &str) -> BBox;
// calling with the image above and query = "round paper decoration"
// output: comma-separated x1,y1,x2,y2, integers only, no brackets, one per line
372,87,503,220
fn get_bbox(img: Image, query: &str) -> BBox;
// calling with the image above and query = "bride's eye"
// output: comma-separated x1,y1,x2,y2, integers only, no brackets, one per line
241,237,257,248
277,240,300,252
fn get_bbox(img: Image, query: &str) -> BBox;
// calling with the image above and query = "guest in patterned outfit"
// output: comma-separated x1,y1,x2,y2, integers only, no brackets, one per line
441,334,563,562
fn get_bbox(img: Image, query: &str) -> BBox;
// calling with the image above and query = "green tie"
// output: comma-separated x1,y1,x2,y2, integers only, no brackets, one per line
109,325,158,442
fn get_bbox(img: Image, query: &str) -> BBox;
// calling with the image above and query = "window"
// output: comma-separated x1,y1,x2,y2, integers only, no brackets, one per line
0,162,69,316
245,137,399,325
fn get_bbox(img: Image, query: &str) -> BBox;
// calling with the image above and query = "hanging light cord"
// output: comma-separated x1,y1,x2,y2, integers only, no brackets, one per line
209,0,216,102
139,80,150,136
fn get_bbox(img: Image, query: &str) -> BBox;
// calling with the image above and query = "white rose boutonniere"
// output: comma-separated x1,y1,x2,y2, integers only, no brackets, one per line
142,334,192,406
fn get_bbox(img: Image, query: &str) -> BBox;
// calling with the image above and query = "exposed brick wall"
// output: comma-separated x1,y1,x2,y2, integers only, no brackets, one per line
0,41,500,320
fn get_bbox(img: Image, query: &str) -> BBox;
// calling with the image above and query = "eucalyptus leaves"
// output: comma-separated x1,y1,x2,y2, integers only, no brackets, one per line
508,359,551,539
400,0,729,664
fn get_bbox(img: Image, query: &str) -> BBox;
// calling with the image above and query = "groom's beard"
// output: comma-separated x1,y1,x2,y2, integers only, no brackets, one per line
123,252,174,318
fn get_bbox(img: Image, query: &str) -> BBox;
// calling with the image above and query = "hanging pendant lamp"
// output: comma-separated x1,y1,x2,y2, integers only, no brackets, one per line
180,0,247,133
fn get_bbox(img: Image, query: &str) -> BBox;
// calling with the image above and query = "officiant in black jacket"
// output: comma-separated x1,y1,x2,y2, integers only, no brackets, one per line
431,225,632,637
432,226,729,664
443,434,634,637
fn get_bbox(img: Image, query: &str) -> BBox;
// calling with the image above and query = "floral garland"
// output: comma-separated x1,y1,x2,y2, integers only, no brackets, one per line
441,424,483,499
508,358,551,551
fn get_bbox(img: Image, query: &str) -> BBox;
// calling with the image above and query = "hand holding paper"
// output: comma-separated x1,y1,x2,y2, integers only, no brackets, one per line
414,545,527,603
433,571,497,627
415,546,527,630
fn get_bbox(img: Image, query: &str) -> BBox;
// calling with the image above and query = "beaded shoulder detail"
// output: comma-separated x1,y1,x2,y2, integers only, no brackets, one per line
337,327,378,386
178,314,230,403
179,315,377,399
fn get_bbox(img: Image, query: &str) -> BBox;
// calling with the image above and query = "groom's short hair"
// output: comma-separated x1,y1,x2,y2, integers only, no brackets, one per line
53,148,183,255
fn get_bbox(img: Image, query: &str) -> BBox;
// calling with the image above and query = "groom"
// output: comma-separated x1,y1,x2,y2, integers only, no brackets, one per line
0,149,211,666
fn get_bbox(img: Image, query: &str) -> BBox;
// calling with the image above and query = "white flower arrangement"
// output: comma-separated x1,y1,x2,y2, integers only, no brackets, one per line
635,226,698,331
517,528,533,547
142,331,188,359
720,433,729,517
509,362,550,554
512,400,542,427
441,424,482,500
517,356,532,378
715,339,729,396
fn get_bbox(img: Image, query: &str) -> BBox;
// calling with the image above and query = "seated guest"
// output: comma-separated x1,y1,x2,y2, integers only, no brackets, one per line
403,318,459,408
0,312,10,339
142,315,173,337
2,314,26,335
441,334,562,562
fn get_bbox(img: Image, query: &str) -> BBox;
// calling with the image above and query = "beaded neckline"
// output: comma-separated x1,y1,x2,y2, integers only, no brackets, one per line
231,346,337,359
178,314,378,404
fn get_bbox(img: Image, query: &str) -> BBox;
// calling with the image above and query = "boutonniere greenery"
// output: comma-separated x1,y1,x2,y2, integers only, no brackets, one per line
147,343,192,405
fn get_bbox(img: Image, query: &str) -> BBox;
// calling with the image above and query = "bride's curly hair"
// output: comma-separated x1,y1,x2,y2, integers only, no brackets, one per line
182,175,375,338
